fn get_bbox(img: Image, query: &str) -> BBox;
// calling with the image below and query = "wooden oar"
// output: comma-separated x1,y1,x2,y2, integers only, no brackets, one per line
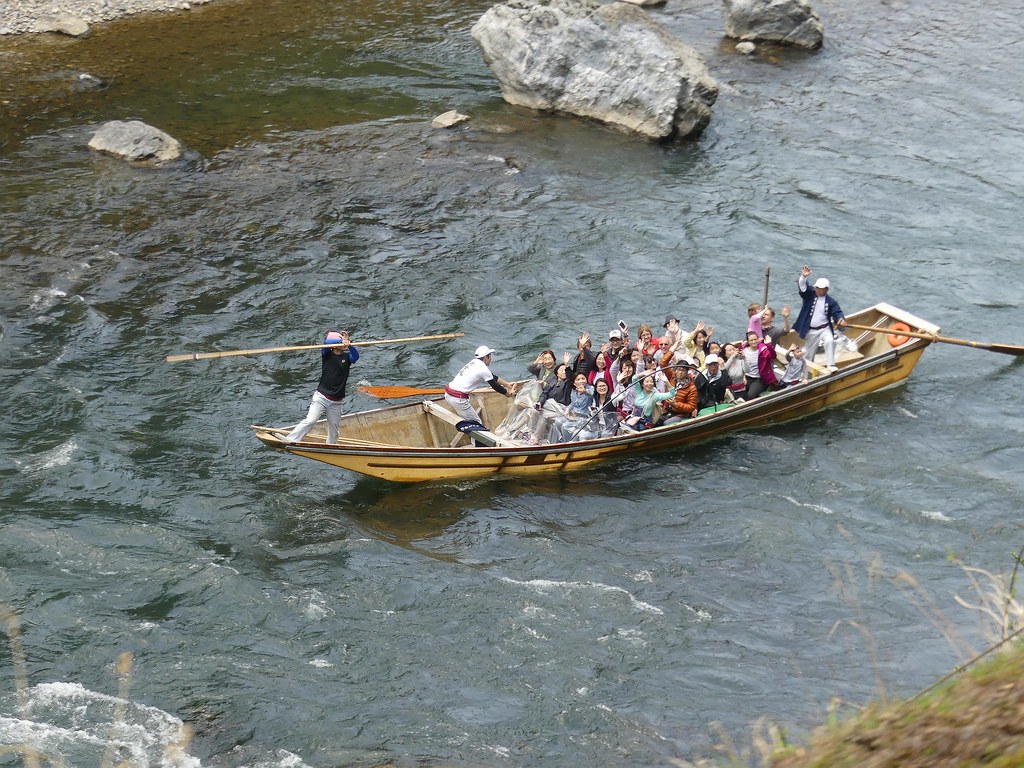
166,332,464,363
359,385,446,398
843,323,1024,357
359,379,533,399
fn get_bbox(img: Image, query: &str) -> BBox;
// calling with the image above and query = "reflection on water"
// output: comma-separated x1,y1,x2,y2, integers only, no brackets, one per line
337,473,626,556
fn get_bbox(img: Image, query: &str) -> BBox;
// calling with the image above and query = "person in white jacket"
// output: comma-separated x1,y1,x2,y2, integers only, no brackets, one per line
444,346,518,425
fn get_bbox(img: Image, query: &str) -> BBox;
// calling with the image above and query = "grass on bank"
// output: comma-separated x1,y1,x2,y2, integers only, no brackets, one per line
766,546,1024,768
674,541,1024,768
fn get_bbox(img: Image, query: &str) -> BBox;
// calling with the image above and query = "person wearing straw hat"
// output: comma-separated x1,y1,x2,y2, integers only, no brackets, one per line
444,345,519,424
284,330,359,443
794,265,847,371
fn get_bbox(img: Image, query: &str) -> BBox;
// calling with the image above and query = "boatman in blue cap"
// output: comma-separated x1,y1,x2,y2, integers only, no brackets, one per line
444,345,519,426
794,265,846,371
284,330,359,443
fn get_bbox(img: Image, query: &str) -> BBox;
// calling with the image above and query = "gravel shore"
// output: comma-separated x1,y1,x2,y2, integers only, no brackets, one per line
0,0,217,35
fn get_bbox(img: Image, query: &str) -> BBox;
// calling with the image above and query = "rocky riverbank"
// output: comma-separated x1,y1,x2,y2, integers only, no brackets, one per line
0,0,217,35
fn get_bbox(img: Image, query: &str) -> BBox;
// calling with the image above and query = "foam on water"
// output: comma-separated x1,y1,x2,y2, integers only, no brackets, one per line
14,439,77,474
782,495,835,516
499,576,664,615
0,682,199,768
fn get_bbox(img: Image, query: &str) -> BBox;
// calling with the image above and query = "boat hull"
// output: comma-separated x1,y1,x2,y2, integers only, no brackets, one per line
253,304,934,483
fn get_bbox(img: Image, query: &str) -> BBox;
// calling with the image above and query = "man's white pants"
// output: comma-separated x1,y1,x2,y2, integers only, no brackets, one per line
802,327,836,367
444,393,481,423
286,391,344,443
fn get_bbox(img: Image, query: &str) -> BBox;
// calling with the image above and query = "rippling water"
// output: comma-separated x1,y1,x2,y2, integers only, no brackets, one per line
2,0,1023,765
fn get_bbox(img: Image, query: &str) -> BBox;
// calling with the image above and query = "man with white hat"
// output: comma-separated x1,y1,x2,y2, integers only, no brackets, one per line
695,353,733,411
794,265,847,370
444,345,519,425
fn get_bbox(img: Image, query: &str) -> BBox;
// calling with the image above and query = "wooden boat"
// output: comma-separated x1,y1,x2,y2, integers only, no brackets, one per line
252,303,937,483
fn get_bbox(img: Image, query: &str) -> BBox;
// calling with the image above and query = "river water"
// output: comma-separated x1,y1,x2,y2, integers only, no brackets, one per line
1,0,1023,765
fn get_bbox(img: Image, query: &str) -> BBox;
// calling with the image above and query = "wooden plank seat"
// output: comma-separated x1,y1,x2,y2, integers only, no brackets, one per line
421,399,503,447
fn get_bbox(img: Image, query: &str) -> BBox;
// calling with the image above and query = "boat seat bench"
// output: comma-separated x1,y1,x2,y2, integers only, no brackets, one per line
421,399,503,447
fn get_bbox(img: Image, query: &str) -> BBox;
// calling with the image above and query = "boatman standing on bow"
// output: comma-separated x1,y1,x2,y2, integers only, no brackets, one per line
445,345,519,425
794,265,847,371
285,330,359,443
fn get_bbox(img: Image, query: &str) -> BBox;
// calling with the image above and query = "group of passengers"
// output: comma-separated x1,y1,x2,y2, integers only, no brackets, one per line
507,304,813,445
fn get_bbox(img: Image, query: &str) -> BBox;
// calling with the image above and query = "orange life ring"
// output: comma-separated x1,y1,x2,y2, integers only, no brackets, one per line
887,322,912,347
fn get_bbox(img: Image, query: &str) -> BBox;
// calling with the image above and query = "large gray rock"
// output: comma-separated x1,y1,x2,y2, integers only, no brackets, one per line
87,120,182,165
723,0,824,50
471,0,718,141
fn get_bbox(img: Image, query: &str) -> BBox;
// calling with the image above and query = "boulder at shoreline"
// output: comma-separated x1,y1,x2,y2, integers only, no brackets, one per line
34,12,90,36
1,0,215,36
471,0,719,141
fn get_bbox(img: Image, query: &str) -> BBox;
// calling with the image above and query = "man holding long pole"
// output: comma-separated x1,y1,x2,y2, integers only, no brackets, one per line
284,330,359,443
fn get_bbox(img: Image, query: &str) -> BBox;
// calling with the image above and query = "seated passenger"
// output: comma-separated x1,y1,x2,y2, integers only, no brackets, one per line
655,335,686,384
527,349,557,383
608,325,630,359
635,323,659,359
568,332,597,378
519,362,571,441
681,320,714,367
695,353,733,410
661,315,682,349
625,373,677,431
587,350,615,390
779,344,810,387
740,331,780,400
548,372,594,443
759,305,791,350
614,359,637,419
721,342,748,401
577,378,619,440
661,366,699,424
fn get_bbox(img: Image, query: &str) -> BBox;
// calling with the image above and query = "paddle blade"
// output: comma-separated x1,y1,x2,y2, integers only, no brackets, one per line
975,342,1024,356
359,385,446,398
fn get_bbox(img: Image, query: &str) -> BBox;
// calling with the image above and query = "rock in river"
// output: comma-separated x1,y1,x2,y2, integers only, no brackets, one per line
87,120,183,165
723,0,824,50
471,0,718,141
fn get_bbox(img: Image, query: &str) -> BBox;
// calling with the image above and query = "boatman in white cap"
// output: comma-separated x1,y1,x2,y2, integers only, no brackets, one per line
794,265,847,370
444,345,519,425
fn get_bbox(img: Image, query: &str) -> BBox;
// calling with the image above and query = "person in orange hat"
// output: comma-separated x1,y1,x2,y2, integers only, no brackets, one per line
285,330,359,443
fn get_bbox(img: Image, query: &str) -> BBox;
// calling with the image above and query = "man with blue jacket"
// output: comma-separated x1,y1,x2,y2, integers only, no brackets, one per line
794,265,846,370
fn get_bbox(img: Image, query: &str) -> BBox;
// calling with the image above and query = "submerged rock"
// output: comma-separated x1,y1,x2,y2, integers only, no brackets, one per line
723,0,824,50
74,72,107,91
471,0,718,141
432,110,471,129
87,120,182,165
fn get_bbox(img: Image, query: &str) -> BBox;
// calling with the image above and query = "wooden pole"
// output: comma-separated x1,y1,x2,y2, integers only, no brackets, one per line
166,332,464,363
844,322,1024,357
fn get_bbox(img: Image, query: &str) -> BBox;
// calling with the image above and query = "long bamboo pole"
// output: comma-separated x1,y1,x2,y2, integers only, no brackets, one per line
166,332,464,363
843,323,1024,357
